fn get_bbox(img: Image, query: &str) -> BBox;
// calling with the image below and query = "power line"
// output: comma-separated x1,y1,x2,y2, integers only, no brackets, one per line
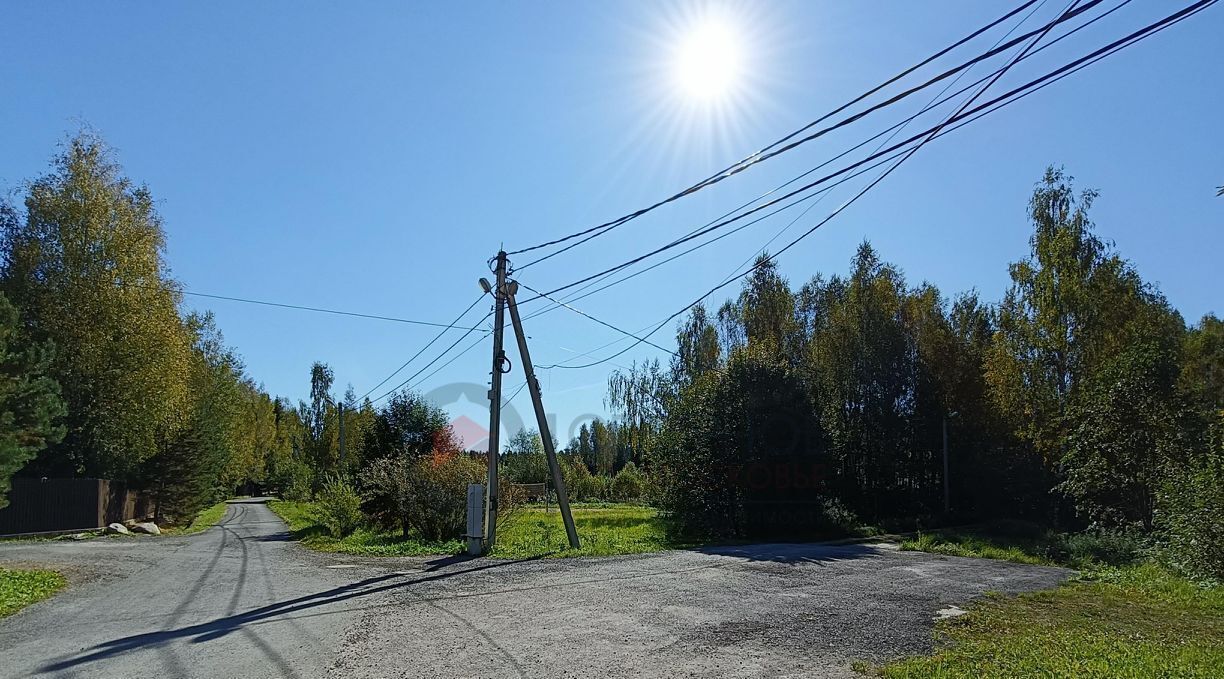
117,281,489,330
502,381,529,407
514,281,677,356
508,0,1105,264
564,0,1214,368
536,320,659,370
371,310,494,404
506,0,1045,259
521,159,879,324
544,0,1213,369
406,329,493,393
715,0,1062,288
359,293,489,401
520,0,1132,318
521,0,1197,306
375,282,663,397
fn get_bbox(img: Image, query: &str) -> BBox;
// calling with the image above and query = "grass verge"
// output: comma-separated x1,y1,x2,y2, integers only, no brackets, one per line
897,522,1144,569
162,500,231,536
267,499,463,557
860,525,1223,677
0,567,66,617
859,563,1223,678
492,504,683,558
266,500,681,559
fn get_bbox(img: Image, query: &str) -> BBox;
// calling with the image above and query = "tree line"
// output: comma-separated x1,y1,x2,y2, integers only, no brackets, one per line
0,134,294,519
1,135,1217,580
0,134,582,535
0,133,474,523
603,167,1221,579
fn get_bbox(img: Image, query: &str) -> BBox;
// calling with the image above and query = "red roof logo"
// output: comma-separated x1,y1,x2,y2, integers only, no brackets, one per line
450,414,489,452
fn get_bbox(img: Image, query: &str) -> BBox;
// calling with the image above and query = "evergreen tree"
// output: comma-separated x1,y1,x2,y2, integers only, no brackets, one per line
576,423,594,472
146,312,244,520
590,418,616,475
0,292,65,507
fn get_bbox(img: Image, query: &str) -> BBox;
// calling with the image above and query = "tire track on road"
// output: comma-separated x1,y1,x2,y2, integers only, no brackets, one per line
152,503,242,676
216,508,298,679
252,504,327,654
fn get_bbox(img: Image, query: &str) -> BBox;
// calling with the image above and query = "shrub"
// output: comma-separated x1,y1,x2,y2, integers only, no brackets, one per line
559,456,616,502
360,453,485,541
278,460,313,502
816,497,861,534
316,476,363,537
1055,530,1145,568
654,350,822,539
404,454,485,541
561,456,594,501
595,474,614,501
611,462,645,501
357,456,407,532
1156,437,1224,582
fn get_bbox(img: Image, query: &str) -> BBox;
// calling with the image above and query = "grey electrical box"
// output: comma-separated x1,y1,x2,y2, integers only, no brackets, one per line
466,483,484,556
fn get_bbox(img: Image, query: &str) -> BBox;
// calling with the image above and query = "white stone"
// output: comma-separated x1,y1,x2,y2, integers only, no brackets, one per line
130,521,161,535
935,605,967,620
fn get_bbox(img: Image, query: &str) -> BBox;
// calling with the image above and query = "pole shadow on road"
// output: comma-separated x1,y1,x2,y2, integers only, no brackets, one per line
38,554,541,674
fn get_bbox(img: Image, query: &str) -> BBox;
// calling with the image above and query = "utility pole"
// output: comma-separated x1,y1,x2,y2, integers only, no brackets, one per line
504,279,580,549
338,402,346,471
942,415,950,515
483,250,509,552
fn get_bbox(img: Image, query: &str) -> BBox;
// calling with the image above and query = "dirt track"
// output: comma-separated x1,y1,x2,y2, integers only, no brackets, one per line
0,498,1069,678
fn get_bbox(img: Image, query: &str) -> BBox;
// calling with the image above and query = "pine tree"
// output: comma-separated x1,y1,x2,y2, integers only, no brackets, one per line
0,292,65,507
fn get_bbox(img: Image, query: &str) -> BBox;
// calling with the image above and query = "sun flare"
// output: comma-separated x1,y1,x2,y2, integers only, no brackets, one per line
673,17,744,101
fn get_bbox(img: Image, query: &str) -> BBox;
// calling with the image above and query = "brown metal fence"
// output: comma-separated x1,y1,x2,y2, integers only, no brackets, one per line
511,482,547,501
0,478,152,536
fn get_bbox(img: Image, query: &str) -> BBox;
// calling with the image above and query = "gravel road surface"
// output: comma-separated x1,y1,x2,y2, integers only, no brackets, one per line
0,499,1070,678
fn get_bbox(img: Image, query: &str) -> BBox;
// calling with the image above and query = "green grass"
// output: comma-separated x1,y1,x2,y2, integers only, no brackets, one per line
266,500,463,557
901,532,1055,566
863,526,1223,677
162,500,232,536
898,522,1144,569
492,504,684,558
0,567,66,617
266,500,681,559
861,563,1224,678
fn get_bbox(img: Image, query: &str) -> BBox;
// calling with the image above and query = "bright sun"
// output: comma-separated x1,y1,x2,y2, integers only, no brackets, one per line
673,18,744,101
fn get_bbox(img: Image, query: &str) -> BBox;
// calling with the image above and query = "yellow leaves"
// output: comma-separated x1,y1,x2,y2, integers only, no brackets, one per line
7,134,197,475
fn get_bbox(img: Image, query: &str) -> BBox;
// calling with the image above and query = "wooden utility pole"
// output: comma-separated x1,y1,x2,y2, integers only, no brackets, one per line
504,280,580,549
338,402,346,470
483,250,509,552
942,415,950,515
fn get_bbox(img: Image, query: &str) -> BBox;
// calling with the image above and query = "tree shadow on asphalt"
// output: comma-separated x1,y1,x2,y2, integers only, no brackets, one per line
696,542,882,565
249,525,320,542
37,553,542,674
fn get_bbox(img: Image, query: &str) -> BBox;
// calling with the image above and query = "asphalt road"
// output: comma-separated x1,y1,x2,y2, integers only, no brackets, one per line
0,499,1070,678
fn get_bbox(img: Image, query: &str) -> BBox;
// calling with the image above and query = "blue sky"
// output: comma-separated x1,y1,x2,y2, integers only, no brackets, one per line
2,1,1221,448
